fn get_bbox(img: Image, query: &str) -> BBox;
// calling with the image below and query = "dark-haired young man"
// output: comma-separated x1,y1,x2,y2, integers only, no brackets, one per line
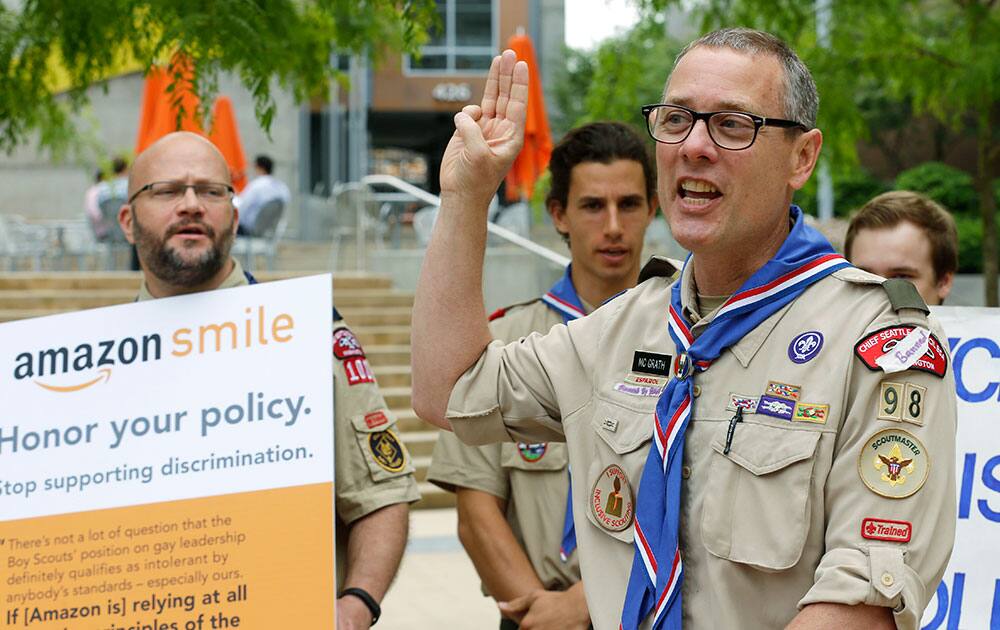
427,122,658,630
846,190,958,306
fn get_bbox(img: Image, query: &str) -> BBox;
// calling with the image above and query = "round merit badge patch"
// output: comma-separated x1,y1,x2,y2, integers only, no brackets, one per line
591,464,634,532
858,429,929,499
369,430,406,473
518,442,547,462
788,330,824,364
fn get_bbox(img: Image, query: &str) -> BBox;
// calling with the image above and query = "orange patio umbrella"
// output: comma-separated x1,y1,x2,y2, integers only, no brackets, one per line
135,56,203,155
504,32,552,202
208,96,248,192
134,56,247,191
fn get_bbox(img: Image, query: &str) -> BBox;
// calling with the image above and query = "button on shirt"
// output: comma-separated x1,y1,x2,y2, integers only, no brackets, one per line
444,259,956,630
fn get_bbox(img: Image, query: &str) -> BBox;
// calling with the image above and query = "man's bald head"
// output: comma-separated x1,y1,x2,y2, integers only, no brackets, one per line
129,131,231,199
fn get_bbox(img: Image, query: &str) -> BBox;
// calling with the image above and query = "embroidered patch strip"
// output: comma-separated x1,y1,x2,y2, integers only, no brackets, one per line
726,393,759,413
792,402,828,424
764,380,801,401
861,518,912,543
757,395,794,421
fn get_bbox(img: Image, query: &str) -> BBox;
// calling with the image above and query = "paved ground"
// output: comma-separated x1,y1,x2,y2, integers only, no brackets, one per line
378,508,500,629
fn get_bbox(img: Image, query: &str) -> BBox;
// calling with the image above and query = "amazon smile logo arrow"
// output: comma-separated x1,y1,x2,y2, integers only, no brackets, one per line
34,368,112,392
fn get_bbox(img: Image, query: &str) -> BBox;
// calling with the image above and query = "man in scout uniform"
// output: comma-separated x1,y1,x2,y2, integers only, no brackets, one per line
411,28,957,630
119,131,419,630
846,190,959,306
427,122,659,630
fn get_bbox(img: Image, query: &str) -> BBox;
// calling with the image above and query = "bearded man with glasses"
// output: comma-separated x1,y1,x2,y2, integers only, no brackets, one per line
412,27,956,630
120,131,419,630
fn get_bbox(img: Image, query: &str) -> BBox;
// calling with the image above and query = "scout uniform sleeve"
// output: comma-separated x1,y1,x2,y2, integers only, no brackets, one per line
332,320,420,525
426,431,507,498
446,297,613,446
798,308,956,629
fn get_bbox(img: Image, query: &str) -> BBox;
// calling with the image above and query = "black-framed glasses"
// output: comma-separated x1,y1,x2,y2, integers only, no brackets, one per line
128,181,235,205
641,103,809,151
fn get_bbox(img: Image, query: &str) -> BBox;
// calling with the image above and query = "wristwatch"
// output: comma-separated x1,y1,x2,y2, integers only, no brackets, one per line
339,587,381,625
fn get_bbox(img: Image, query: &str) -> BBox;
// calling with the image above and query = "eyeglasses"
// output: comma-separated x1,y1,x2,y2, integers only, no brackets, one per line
128,181,235,205
641,103,808,151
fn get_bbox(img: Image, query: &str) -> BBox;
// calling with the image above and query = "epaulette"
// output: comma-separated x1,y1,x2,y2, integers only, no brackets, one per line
488,297,542,321
638,256,682,284
881,278,930,315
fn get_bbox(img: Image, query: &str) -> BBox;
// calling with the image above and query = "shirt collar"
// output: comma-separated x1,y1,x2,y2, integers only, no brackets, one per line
678,255,797,368
137,258,247,302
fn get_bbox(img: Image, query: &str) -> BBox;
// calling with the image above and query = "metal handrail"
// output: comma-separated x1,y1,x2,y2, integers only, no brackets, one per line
360,174,569,268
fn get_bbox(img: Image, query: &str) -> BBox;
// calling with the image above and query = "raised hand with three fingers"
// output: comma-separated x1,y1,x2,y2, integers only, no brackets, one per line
439,49,529,209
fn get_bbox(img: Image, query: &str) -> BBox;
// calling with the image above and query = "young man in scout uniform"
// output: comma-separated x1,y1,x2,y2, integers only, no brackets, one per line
427,122,659,630
846,190,959,306
411,28,957,630
119,131,419,630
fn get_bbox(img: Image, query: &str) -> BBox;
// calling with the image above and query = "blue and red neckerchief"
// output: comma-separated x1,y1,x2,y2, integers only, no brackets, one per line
620,206,850,630
542,265,587,563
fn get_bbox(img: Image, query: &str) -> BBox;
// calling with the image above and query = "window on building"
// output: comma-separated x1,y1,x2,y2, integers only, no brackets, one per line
407,0,495,74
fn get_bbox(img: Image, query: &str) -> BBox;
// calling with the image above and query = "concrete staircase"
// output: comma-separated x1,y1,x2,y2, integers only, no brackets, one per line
0,270,451,510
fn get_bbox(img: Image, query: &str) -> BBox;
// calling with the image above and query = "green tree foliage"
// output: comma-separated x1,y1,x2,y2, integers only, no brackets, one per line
551,16,681,138
635,0,1000,304
0,0,436,155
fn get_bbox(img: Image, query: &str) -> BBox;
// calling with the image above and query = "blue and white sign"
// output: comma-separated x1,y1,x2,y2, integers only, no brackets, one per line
921,307,1000,629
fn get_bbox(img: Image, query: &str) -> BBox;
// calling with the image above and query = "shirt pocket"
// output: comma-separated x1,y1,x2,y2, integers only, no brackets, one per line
500,442,569,472
584,398,655,544
349,409,416,483
701,422,821,570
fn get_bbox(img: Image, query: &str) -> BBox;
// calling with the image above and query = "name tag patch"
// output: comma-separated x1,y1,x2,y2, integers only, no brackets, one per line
631,351,673,377
614,382,664,397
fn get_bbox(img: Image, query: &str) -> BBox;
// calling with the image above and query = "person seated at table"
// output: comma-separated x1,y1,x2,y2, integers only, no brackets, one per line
235,154,290,236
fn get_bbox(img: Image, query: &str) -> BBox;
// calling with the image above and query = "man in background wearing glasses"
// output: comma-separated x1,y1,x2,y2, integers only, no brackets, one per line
412,28,956,629
120,131,419,630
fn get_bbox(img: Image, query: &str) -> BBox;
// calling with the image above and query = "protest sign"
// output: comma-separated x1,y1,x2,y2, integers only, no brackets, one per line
922,307,1000,629
0,275,334,629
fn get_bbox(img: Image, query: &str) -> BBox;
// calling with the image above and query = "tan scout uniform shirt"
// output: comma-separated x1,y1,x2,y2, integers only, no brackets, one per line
447,258,956,630
140,260,420,587
428,298,582,592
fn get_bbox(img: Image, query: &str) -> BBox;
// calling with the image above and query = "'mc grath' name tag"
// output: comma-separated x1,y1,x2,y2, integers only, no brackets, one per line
631,351,673,377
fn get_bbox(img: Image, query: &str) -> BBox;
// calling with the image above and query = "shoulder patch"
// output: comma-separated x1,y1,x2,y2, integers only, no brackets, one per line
882,279,930,314
854,325,947,378
333,326,366,359
638,256,681,284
